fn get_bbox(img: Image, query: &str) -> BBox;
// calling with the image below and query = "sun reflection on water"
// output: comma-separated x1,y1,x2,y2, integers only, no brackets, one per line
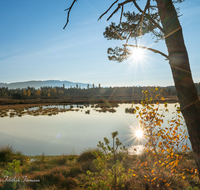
128,145,144,155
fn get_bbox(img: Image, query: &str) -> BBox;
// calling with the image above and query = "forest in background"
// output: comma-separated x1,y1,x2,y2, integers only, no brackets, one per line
0,82,200,100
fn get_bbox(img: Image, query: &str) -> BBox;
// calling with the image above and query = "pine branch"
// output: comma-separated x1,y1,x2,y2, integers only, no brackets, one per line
132,0,164,33
123,44,168,59
139,0,150,36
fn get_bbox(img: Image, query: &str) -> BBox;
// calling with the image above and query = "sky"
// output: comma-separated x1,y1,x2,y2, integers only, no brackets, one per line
0,0,200,87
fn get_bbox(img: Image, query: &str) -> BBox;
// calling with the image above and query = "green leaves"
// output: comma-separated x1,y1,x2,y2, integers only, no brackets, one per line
111,131,118,139
3,159,22,176
107,46,129,62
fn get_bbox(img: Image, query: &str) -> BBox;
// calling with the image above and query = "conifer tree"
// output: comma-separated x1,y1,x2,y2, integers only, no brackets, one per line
64,0,200,175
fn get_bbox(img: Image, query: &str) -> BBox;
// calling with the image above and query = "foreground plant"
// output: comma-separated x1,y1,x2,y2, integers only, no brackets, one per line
86,131,132,190
1,159,24,190
131,88,198,189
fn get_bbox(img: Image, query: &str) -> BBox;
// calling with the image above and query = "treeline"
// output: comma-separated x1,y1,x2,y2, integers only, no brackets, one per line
0,84,181,100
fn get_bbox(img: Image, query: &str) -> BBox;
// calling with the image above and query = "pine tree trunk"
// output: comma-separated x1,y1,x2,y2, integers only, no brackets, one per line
156,0,200,175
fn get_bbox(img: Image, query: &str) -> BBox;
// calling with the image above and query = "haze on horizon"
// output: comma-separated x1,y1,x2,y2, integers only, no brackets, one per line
0,0,200,87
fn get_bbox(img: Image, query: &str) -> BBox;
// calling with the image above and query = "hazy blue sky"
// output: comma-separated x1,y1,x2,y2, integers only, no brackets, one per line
0,0,200,87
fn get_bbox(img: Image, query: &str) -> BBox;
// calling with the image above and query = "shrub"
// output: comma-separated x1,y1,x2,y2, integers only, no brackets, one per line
68,164,82,177
77,149,99,163
54,155,67,165
86,131,132,190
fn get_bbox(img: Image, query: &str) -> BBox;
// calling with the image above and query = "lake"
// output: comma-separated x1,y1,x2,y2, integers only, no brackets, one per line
0,103,191,156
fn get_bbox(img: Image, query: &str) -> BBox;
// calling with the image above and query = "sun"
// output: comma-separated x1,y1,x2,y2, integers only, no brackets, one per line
135,129,144,139
129,47,144,61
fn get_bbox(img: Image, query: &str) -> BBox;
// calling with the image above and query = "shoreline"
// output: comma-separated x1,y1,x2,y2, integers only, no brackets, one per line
0,96,179,110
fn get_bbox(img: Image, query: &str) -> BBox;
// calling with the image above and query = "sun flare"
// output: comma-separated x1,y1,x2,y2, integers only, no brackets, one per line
135,129,143,139
130,47,144,61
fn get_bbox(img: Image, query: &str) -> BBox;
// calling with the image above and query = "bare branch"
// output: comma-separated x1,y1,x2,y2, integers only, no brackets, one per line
107,6,121,21
123,44,168,59
99,0,134,21
132,0,143,12
98,0,119,21
120,5,124,24
63,0,77,29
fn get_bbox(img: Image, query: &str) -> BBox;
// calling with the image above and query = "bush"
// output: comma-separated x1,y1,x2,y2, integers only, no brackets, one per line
77,149,99,163
54,155,67,165
68,164,82,177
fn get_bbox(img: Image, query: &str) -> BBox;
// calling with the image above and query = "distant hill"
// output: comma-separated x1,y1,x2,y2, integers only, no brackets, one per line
0,80,93,89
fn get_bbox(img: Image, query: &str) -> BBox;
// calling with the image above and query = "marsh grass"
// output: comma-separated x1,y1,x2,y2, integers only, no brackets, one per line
0,150,198,189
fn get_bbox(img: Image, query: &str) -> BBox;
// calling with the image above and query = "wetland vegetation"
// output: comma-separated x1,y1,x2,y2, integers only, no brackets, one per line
0,140,198,190
0,88,199,189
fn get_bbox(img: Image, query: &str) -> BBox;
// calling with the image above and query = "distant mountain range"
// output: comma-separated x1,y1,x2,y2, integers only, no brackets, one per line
0,80,93,89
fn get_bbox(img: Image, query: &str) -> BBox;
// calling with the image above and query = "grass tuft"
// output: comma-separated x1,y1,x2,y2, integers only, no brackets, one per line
0,144,14,162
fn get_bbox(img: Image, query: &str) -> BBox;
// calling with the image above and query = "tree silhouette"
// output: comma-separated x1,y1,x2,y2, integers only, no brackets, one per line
64,0,200,175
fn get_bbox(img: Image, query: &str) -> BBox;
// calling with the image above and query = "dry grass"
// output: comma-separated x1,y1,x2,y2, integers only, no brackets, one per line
0,150,198,190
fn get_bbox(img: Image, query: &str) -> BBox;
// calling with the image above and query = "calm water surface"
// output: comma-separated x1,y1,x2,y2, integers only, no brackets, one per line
0,104,190,155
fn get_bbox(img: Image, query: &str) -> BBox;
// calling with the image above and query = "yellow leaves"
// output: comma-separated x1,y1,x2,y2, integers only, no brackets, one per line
133,174,137,177
182,176,185,179
152,177,157,182
185,135,188,139
130,89,190,183
161,163,165,167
